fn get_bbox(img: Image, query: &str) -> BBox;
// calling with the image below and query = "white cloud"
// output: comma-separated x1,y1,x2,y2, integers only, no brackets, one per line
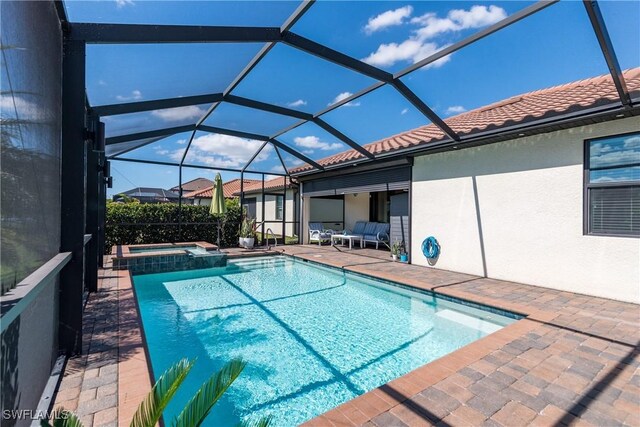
400,108,409,115
411,5,507,40
445,105,467,115
115,90,142,101
294,135,342,152
410,13,459,40
98,79,107,86
156,149,169,155
363,5,506,68
173,133,272,169
286,157,304,166
364,6,413,34
363,40,450,68
449,5,507,30
589,142,611,157
329,92,361,107
271,165,286,172
176,139,187,145
0,95,47,121
623,136,640,149
287,99,307,107
151,105,206,122
591,150,640,168
115,0,134,8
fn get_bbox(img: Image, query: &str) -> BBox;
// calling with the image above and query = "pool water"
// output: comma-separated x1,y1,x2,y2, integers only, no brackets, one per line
133,256,516,426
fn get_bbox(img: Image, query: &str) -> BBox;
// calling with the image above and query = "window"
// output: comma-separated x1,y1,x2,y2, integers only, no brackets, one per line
585,132,640,236
275,195,284,220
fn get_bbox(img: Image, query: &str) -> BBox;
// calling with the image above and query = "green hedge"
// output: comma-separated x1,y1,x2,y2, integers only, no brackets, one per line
105,202,242,253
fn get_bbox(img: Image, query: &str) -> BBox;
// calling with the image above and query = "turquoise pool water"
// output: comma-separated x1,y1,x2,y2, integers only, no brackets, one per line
133,256,516,426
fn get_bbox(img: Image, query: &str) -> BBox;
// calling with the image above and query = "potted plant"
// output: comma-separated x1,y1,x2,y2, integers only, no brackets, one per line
239,217,256,249
390,241,401,261
399,249,408,263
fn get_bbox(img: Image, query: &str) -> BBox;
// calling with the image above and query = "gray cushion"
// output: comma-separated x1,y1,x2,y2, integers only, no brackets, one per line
375,223,390,235
363,222,378,235
310,231,331,240
352,221,367,235
309,222,324,231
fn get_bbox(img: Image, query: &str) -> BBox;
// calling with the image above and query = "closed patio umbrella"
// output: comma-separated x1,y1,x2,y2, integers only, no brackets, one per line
210,173,226,247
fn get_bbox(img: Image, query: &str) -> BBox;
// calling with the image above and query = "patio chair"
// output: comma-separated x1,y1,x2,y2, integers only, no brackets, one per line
308,222,334,245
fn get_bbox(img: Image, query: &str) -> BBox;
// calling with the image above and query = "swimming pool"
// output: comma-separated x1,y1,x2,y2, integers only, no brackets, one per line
133,256,517,426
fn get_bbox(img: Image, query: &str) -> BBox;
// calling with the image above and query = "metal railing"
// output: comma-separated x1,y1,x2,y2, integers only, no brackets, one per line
265,228,277,249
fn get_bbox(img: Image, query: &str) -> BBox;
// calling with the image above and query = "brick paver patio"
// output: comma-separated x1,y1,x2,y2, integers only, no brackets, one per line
52,245,640,426
53,265,120,427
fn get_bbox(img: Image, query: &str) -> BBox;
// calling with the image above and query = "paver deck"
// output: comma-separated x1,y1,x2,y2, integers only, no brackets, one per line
53,262,120,427
53,245,640,427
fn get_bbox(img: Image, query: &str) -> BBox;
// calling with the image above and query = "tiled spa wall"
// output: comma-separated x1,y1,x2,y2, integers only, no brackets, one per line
114,253,228,274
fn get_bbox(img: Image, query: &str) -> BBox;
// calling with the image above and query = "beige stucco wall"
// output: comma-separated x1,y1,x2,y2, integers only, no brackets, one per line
411,117,640,303
194,197,210,206
252,189,296,236
302,196,311,244
344,192,370,231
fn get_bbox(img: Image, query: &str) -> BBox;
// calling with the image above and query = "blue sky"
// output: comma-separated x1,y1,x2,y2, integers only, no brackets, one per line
62,0,640,197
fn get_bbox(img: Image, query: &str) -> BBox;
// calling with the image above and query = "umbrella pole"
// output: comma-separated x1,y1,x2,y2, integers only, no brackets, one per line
217,218,221,248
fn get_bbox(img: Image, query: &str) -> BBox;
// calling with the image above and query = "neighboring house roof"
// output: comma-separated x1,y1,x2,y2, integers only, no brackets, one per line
185,178,261,199
116,187,180,200
233,177,293,195
170,177,214,192
290,68,640,174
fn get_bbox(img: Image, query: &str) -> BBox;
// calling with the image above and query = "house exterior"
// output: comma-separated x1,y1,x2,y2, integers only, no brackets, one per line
169,177,213,194
293,69,640,303
186,178,260,206
234,177,298,239
112,187,181,204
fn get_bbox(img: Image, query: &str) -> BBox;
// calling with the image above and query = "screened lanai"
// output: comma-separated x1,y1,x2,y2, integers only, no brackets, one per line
51,0,639,264
61,0,637,189
2,0,640,424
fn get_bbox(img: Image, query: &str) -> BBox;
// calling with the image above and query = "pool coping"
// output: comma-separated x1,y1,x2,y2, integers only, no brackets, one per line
116,252,564,426
117,270,153,426
112,241,218,259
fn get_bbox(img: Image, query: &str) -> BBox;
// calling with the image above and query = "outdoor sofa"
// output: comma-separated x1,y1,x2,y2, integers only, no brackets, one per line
343,221,390,249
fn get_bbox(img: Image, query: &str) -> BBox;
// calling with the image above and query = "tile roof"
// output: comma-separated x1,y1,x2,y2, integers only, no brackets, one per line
185,178,261,199
232,177,292,195
170,177,213,192
115,187,180,201
290,68,640,173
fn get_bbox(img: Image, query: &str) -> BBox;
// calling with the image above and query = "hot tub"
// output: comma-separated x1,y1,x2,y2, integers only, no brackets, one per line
111,242,227,273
